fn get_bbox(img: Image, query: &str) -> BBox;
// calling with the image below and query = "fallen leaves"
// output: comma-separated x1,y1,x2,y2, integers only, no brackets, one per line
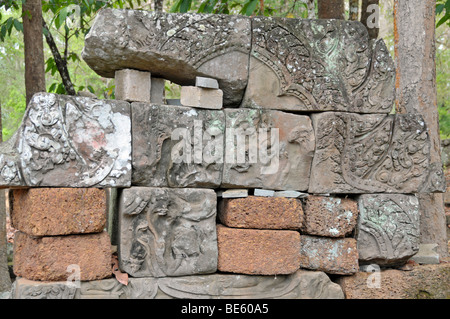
111,253,128,286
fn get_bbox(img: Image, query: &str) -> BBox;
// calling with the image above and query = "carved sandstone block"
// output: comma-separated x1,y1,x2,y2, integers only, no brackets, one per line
180,86,223,110
302,195,358,237
242,17,395,113
356,194,420,266
221,108,315,191
13,231,112,281
12,278,77,299
308,112,431,194
118,187,218,277
115,69,151,102
19,270,344,299
126,270,344,299
82,9,251,106
218,196,304,230
299,236,359,275
131,103,224,188
11,188,107,236
216,225,301,275
0,92,132,188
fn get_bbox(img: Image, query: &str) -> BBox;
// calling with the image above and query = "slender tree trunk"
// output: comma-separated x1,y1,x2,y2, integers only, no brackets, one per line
22,0,46,105
349,0,359,20
259,0,264,15
394,0,448,257
317,0,345,19
154,0,163,11
0,102,10,293
305,0,316,19
361,0,379,39
42,20,76,96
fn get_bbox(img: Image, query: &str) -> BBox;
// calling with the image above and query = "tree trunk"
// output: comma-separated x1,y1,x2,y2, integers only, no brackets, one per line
154,0,163,11
42,20,76,96
22,0,46,105
317,0,344,19
305,0,316,19
0,102,10,293
394,0,448,257
361,0,379,39
349,0,359,20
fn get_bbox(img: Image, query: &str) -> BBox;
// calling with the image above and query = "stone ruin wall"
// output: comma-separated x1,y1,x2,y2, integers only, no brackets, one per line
1,9,448,299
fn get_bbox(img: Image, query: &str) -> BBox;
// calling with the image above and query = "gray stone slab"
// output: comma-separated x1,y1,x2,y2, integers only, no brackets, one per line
254,189,275,197
115,69,151,102
0,92,132,188
357,194,420,266
13,271,345,299
274,190,308,198
195,76,219,89
12,278,77,299
409,244,440,265
131,103,224,188
241,17,395,113
221,189,248,198
118,187,218,278
82,9,251,107
222,108,315,191
150,77,166,104
180,86,223,109
308,112,431,194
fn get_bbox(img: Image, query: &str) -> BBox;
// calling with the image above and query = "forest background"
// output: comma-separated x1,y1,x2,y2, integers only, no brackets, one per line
0,0,448,142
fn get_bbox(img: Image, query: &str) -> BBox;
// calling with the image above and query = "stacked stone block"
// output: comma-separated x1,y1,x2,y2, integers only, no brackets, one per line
11,188,112,282
1,9,445,299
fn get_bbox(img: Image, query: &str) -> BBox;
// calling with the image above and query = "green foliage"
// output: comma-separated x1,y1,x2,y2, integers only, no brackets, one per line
436,0,450,28
436,0,450,139
170,0,308,17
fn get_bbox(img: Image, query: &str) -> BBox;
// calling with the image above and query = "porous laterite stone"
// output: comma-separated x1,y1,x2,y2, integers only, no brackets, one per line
219,196,304,230
217,224,301,275
13,231,112,282
11,188,107,236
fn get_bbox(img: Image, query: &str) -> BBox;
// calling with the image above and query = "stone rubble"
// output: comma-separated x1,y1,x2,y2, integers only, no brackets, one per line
1,9,447,300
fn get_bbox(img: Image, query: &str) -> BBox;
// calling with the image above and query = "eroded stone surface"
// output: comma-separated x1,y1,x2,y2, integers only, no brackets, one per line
13,270,345,299
299,235,359,275
217,224,300,275
222,108,315,191
302,195,358,237
337,263,450,299
118,187,217,277
13,231,112,281
242,17,394,113
82,9,251,106
12,278,77,299
131,103,224,188
357,194,420,266
0,93,132,188
11,188,107,236
309,112,430,194
218,196,304,230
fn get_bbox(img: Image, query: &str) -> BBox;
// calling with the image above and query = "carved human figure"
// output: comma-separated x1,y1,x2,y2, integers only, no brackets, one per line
119,187,217,277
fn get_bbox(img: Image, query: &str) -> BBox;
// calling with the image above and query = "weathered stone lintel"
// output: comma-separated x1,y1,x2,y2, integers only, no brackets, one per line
12,270,345,299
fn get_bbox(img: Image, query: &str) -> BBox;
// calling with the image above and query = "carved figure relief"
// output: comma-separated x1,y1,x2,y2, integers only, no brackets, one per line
357,194,420,266
309,113,430,193
222,108,315,191
244,18,395,112
132,103,224,188
119,187,218,277
0,93,132,188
